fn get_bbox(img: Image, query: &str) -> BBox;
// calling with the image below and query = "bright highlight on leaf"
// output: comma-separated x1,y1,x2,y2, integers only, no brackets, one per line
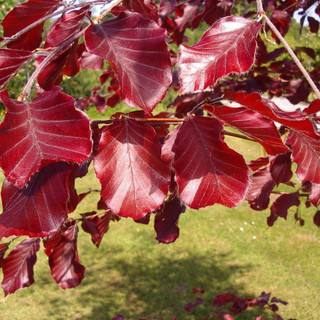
94,119,171,219
1,238,40,296
178,16,261,94
0,87,92,188
171,117,249,208
85,11,172,114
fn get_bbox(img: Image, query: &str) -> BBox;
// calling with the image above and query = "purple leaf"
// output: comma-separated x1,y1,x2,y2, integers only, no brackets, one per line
0,162,76,240
44,222,85,289
94,119,171,219
154,194,186,244
286,131,320,184
1,238,40,296
2,0,60,51
172,117,249,208
0,87,92,188
270,152,293,185
85,11,172,114
0,48,33,90
178,16,261,94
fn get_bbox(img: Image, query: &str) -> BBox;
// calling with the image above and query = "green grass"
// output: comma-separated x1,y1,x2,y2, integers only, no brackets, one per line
0,135,319,320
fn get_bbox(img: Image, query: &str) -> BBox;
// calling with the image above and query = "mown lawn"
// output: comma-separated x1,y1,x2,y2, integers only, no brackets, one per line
0,131,319,320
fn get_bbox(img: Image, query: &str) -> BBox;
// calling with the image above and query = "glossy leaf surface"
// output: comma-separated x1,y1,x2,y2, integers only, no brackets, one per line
0,49,33,89
210,105,289,155
0,87,92,188
44,223,85,289
286,131,320,184
1,238,40,296
172,117,249,208
85,11,172,114
0,163,75,239
224,92,318,139
2,0,60,50
94,119,171,219
178,16,261,94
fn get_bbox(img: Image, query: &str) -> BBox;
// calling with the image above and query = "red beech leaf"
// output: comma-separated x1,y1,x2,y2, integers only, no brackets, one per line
270,152,292,185
0,243,9,268
313,211,320,227
81,211,114,248
286,131,320,184
172,117,249,208
310,184,320,208
44,223,85,289
37,7,89,90
270,192,300,220
161,126,179,165
0,87,92,188
248,156,269,172
2,0,60,51
154,194,186,244
1,238,40,296
0,48,33,90
224,92,319,139
0,162,76,240
304,99,320,115
210,105,289,155
178,16,261,94
85,11,172,114
247,167,276,210
123,0,159,21
94,119,171,219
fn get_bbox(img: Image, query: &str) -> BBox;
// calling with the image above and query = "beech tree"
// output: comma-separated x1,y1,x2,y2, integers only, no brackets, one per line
0,0,320,317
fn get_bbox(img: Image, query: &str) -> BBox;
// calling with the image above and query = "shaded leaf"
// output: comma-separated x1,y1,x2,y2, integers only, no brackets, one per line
286,131,320,184
310,184,320,208
0,162,76,240
154,194,186,244
210,105,289,155
172,117,249,208
313,211,320,227
0,243,9,268
178,16,261,94
224,92,318,139
37,7,89,90
1,238,40,296
268,192,300,226
81,211,115,248
2,0,60,50
0,87,92,188
85,11,172,114
247,167,276,210
248,156,269,172
270,152,292,185
44,222,85,289
123,0,158,21
94,119,171,219
0,48,33,90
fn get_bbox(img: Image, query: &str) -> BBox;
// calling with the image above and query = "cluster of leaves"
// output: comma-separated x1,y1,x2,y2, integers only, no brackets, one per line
0,0,320,299
112,288,295,320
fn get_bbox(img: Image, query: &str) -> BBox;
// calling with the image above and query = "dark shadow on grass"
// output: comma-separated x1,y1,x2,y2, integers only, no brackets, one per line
38,240,274,320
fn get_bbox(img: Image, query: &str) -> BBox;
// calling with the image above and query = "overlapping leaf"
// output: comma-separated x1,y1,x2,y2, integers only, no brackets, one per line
172,116,249,208
209,105,289,155
2,0,60,51
1,238,40,296
224,92,319,139
44,223,85,289
286,131,320,184
94,119,171,219
85,11,172,114
270,152,292,185
0,243,9,268
247,167,276,210
81,211,114,248
0,87,92,188
37,7,89,90
154,194,186,244
0,162,76,240
0,48,33,89
178,16,261,94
